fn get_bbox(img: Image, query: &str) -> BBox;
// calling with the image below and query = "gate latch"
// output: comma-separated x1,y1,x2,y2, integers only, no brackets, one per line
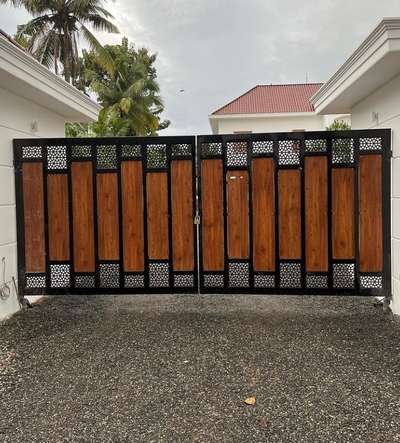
194,214,200,225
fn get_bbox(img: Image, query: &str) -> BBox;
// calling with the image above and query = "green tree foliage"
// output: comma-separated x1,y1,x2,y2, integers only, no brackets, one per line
326,119,352,163
1,0,119,84
64,121,91,137
326,119,351,131
67,37,170,136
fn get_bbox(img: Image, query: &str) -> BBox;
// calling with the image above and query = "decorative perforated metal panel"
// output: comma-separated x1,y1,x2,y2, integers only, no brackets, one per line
147,144,167,168
332,139,354,164
278,140,301,166
252,140,273,155
121,144,141,158
75,275,95,288
72,145,91,158
97,145,117,169
47,146,67,170
50,264,70,288
124,274,145,288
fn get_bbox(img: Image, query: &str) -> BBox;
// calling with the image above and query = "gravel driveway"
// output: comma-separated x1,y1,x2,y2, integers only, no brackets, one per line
1,295,399,442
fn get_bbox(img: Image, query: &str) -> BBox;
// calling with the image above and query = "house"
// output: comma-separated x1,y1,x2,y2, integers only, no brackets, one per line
209,83,350,134
311,17,400,316
0,30,100,320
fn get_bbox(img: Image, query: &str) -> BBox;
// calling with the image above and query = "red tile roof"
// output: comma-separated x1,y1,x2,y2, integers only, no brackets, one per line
212,83,323,115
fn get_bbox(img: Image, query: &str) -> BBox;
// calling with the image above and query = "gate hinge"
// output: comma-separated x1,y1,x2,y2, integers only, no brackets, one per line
194,214,200,225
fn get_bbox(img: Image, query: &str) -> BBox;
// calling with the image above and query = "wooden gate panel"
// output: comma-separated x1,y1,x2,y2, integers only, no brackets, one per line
227,170,249,259
146,172,169,260
201,159,224,271
305,157,328,272
171,160,194,271
278,169,301,260
97,173,119,260
22,163,45,273
332,168,355,260
47,174,70,261
252,158,275,271
360,155,383,272
72,162,95,273
121,161,144,272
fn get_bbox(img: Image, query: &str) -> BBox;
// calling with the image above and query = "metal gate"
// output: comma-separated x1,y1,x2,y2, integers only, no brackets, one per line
14,136,197,294
14,129,390,296
197,130,391,295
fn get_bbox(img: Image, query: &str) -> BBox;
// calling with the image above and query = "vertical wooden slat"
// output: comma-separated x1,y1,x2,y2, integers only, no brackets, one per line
332,168,355,259
147,172,169,259
278,169,301,259
121,161,144,271
252,158,275,271
360,155,383,272
227,170,249,259
172,160,194,271
305,157,328,271
97,173,119,260
22,163,45,272
201,159,224,271
72,162,95,272
47,174,70,261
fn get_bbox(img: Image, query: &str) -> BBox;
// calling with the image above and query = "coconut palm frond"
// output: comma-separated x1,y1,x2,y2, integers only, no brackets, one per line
84,14,119,33
5,0,118,84
79,24,115,75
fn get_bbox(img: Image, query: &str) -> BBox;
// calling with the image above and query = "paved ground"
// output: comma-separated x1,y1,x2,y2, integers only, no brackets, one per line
1,295,399,442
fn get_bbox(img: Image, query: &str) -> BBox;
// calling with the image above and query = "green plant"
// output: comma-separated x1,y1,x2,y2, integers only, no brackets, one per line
74,37,170,136
326,119,351,131
2,0,119,84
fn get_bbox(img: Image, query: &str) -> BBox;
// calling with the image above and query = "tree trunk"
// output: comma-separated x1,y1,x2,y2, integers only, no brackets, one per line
63,24,71,83
54,38,58,75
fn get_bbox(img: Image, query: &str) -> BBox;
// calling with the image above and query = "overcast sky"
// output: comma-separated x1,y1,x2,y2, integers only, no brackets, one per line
1,0,399,134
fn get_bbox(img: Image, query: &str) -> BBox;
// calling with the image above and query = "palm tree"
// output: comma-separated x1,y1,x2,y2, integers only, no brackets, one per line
91,40,170,135
1,0,119,84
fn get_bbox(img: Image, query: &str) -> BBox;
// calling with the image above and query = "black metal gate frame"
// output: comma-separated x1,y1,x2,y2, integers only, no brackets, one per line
14,129,391,297
197,129,391,296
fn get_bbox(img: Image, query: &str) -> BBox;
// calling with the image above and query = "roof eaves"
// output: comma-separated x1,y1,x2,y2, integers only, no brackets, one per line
0,35,101,120
209,110,317,119
311,18,400,107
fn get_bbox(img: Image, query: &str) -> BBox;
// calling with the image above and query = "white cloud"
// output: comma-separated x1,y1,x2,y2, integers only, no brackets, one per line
1,0,400,134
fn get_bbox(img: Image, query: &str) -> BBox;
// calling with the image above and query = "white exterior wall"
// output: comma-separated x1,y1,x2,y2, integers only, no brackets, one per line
351,72,400,315
212,113,351,135
0,86,66,320
214,114,325,134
